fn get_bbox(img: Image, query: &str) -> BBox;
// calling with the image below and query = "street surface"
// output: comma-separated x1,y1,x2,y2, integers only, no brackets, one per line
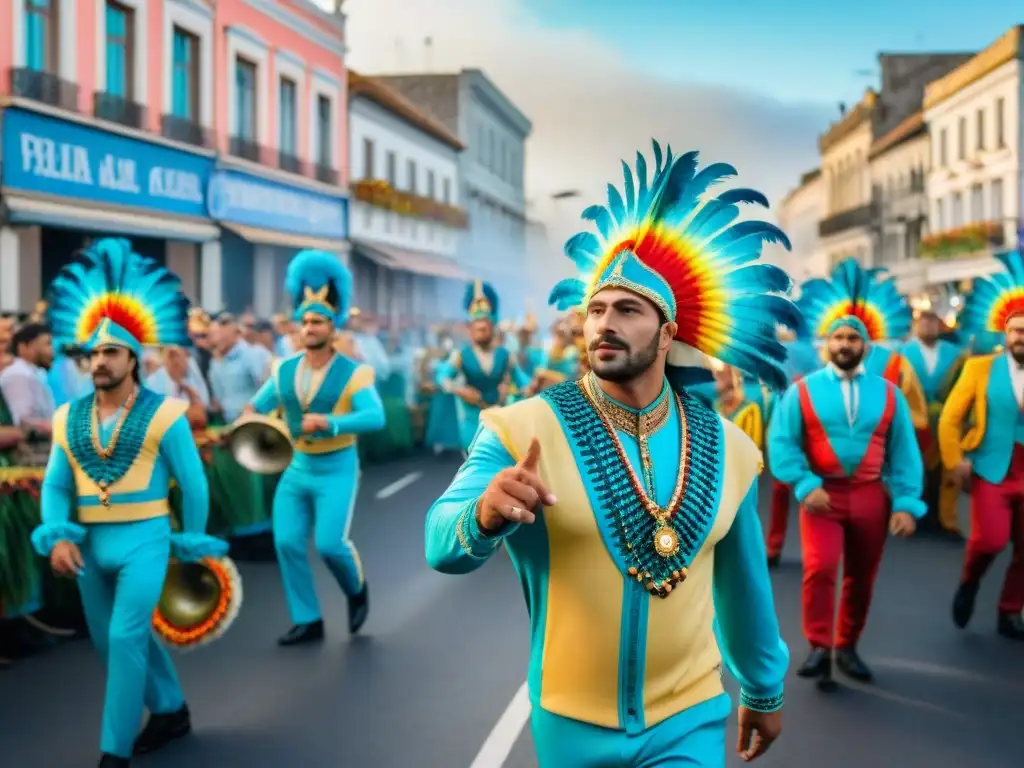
1,455,1021,768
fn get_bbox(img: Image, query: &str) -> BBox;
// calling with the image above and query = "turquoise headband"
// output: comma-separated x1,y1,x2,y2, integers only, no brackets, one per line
826,316,869,340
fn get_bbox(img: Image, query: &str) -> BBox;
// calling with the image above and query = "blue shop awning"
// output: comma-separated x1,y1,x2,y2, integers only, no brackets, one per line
2,192,219,242
352,239,466,280
220,222,349,252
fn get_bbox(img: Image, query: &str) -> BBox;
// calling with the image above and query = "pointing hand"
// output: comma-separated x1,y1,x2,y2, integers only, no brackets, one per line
477,438,557,533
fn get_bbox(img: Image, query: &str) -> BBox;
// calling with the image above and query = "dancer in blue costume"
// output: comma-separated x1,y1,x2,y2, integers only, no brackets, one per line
30,238,227,768
426,142,800,766
246,251,385,644
436,280,526,452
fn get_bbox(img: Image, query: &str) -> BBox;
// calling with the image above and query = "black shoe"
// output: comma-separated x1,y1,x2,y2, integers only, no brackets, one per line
952,582,979,629
835,646,874,683
277,620,325,646
348,584,369,634
132,704,191,755
997,612,1024,641
766,554,781,570
99,754,130,768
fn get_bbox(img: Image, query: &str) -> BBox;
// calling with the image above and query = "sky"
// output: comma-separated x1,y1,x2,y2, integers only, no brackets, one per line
336,0,1020,285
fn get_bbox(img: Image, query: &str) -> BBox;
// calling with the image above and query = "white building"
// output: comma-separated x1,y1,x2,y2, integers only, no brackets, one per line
922,25,1022,286
347,71,467,325
776,168,827,282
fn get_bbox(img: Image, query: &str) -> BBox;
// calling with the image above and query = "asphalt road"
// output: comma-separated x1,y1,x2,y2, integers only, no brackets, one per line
1,455,1021,768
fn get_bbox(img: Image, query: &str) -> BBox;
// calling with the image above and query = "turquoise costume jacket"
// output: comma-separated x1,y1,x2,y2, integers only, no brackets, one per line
900,338,963,403
767,367,926,517
426,379,788,733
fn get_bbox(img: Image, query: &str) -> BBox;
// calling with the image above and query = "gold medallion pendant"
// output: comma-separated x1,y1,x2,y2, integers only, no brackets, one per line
653,525,679,558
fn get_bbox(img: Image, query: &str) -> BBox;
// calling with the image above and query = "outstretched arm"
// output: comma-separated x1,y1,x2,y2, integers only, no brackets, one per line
326,387,386,436
249,376,279,415
713,477,788,712
425,426,519,574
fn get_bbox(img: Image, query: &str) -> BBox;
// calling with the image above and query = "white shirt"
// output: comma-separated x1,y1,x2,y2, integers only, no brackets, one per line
915,339,940,375
0,356,55,426
828,362,866,426
1006,351,1024,409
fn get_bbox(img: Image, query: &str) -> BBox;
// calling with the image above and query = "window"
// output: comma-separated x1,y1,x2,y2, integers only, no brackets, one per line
362,138,374,179
992,179,1004,221
279,77,297,155
970,184,984,222
939,129,947,166
951,192,963,228
407,159,417,194
427,170,436,200
25,0,59,73
442,177,451,204
935,199,945,231
996,98,1005,148
957,116,966,160
976,109,985,151
171,26,199,120
487,129,495,170
315,94,331,167
105,2,133,98
234,57,256,141
476,124,485,162
386,151,396,185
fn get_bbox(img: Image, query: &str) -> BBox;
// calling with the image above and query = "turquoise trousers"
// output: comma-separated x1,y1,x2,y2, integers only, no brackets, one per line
532,694,730,768
272,449,363,625
77,517,185,758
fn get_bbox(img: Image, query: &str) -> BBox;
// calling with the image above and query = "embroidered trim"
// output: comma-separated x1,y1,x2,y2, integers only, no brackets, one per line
67,388,162,489
455,505,494,559
541,380,721,597
586,375,671,438
739,691,784,713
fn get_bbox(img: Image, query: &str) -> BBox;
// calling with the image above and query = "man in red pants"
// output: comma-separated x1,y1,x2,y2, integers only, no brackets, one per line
938,251,1024,640
768,316,924,689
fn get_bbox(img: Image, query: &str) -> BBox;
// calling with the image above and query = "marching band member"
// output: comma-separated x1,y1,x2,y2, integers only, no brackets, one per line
527,316,582,394
902,310,966,535
770,285,925,689
436,281,525,453
246,252,385,644
426,143,795,765
515,311,545,379
30,238,227,767
939,249,1024,641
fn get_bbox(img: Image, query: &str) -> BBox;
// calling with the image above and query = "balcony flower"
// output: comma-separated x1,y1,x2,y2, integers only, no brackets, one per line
920,220,1004,259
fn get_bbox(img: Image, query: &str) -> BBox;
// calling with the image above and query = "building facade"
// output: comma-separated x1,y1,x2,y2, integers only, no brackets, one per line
922,25,1022,287
776,169,826,282
0,0,350,316
373,70,533,318
347,71,467,327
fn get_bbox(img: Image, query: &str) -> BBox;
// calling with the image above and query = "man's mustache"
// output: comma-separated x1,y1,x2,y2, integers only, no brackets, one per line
590,335,628,351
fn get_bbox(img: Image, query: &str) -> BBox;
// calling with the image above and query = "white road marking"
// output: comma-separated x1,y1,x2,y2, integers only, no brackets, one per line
470,681,531,768
374,471,423,499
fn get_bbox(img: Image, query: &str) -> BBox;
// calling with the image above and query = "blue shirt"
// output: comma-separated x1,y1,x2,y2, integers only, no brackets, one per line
209,341,270,422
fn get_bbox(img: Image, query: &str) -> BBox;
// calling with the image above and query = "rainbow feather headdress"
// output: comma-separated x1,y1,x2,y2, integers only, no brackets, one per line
547,140,803,391
285,250,353,325
797,258,911,342
958,249,1024,336
46,238,190,358
464,280,499,323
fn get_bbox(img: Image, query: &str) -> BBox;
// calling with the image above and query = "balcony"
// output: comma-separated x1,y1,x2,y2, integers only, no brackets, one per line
278,150,304,175
818,203,877,238
93,92,145,130
160,114,211,148
315,164,339,185
228,135,266,164
8,67,78,112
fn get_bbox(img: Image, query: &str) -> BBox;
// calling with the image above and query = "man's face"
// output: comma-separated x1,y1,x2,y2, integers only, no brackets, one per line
1005,315,1024,363
22,332,54,370
213,322,239,352
90,344,134,391
517,328,533,347
827,326,866,370
272,316,292,337
584,288,670,383
917,315,940,343
301,312,334,350
163,346,189,380
469,318,494,346
240,313,257,343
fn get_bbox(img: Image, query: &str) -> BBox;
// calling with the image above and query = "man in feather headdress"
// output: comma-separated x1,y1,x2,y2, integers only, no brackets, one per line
245,251,385,644
30,239,229,767
769,307,925,689
426,143,795,765
939,249,1024,641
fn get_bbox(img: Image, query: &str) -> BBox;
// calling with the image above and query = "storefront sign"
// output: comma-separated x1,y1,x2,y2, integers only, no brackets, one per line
207,169,348,239
1,107,213,218
352,179,468,229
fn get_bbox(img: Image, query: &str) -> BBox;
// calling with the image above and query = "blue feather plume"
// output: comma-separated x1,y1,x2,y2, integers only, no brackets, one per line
285,250,353,325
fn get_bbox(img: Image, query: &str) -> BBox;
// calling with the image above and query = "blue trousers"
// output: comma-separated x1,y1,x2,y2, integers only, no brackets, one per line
77,517,185,758
531,696,729,768
272,449,363,625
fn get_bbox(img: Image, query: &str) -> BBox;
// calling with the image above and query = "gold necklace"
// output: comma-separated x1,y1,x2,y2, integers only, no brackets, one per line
91,387,137,506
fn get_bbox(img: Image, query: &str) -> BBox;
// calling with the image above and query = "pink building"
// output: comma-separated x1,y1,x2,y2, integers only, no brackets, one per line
0,0,350,315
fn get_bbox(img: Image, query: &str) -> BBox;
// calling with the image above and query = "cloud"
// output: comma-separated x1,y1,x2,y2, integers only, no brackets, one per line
339,0,832,287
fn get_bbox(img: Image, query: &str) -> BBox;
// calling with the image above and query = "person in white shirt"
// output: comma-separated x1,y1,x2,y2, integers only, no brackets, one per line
0,323,56,465
145,345,211,429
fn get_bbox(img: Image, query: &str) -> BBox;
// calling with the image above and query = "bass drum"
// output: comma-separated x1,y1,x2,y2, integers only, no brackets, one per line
152,557,243,651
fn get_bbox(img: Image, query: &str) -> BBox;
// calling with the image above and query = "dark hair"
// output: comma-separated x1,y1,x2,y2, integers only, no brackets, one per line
129,352,142,383
10,323,50,355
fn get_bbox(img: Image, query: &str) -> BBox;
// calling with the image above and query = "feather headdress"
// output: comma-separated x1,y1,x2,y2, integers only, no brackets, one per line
464,280,499,322
285,250,353,325
958,249,1024,335
46,238,190,357
547,140,803,391
797,258,911,341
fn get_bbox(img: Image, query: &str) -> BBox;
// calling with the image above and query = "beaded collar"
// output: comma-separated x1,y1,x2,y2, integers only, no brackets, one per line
583,373,671,439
